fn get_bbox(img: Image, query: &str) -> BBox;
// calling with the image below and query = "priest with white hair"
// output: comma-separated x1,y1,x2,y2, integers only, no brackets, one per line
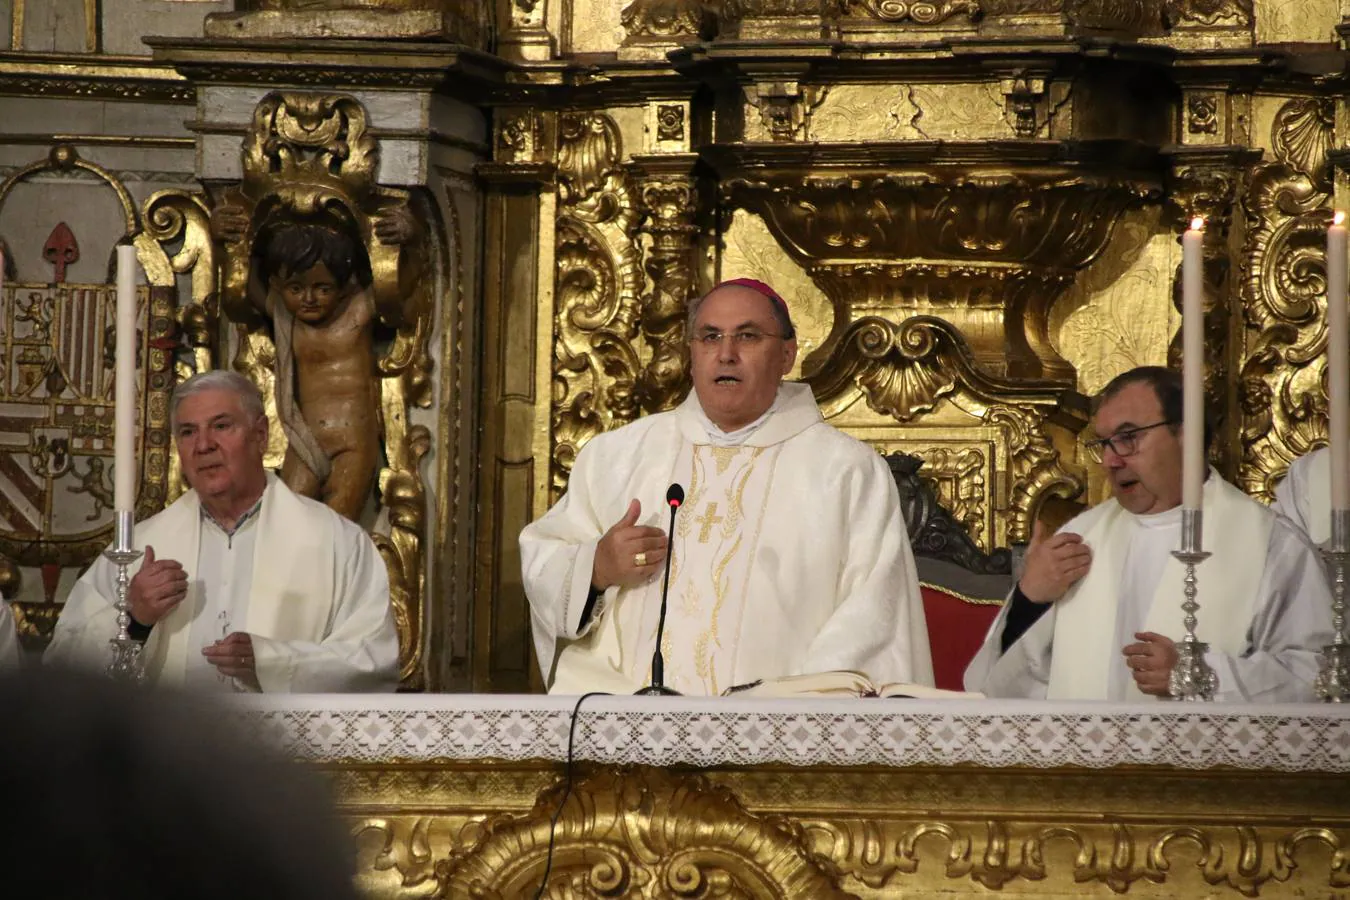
46,370,399,692
520,279,933,696
965,366,1333,702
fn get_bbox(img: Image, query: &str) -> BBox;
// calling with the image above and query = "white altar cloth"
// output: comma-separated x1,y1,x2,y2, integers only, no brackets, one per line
227,694,1350,772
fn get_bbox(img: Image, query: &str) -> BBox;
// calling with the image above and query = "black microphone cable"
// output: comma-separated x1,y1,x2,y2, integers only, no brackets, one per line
531,690,607,900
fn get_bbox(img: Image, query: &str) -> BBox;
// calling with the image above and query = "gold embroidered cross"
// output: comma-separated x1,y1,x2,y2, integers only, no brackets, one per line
694,502,724,543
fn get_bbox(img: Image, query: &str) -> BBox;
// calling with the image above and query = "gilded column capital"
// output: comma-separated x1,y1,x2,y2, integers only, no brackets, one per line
1165,165,1244,233
745,80,828,142
477,109,557,185
998,70,1049,139
718,0,843,41
495,0,557,63
619,0,713,61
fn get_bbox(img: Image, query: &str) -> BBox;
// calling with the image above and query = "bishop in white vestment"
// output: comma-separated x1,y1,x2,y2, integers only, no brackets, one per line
522,280,933,695
46,371,399,692
965,367,1333,702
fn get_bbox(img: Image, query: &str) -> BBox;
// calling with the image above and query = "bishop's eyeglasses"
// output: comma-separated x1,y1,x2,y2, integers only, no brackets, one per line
1083,421,1176,463
690,328,785,349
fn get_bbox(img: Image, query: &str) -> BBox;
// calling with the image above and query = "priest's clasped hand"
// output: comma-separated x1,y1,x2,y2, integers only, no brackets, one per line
591,499,667,590
128,545,188,627
1122,631,1179,696
202,632,260,692
1018,520,1093,604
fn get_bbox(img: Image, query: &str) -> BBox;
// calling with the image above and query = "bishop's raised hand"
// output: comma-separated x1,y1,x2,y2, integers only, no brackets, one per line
591,498,667,591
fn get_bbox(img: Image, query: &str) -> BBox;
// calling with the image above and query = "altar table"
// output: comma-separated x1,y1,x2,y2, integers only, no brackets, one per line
234,695,1350,899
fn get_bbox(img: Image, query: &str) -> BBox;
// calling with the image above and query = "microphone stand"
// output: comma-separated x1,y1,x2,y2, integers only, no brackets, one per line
636,494,681,696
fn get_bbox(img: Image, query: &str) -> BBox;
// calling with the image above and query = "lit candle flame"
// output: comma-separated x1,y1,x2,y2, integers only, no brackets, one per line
1190,216,1205,232
1336,210,1346,227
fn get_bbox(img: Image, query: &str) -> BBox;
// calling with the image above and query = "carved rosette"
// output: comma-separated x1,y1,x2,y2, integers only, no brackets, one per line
808,317,1084,542
551,112,644,499
1237,98,1334,502
435,768,856,899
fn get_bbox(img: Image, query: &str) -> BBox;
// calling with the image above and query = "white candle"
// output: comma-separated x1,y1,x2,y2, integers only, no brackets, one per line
114,244,138,513
1182,217,1205,511
1329,211,1349,511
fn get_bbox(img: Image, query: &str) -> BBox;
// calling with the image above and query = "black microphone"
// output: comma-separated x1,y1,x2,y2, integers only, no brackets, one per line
636,483,684,696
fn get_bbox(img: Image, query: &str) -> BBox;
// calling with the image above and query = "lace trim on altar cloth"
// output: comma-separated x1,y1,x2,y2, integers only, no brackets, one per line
228,696,1350,771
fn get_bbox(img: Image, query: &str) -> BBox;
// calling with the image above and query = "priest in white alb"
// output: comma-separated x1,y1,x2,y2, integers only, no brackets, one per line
965,366,1333,702
46,371,399,692
0,602,19,670
1272,447,1337,547
521,279,933,695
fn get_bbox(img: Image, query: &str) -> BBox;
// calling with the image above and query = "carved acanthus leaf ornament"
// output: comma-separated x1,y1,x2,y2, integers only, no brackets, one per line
551,112,644,500
1238,97,1334,501
809,316,1083,541
435,768,855,899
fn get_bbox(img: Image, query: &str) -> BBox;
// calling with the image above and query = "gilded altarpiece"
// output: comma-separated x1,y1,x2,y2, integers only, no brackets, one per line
1,1,1350,899
462,0,1350,690
1,0,1348,696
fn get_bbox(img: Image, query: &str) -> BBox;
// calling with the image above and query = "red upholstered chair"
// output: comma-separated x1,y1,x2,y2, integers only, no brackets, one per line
886,453,1021,691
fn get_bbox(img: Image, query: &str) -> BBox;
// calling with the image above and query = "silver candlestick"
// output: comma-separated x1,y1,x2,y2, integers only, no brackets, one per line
1316,509,1350,702
105,510,146,683
1169,508,1218,701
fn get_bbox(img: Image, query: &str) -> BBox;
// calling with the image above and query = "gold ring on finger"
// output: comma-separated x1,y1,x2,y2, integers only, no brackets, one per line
634,551,648,568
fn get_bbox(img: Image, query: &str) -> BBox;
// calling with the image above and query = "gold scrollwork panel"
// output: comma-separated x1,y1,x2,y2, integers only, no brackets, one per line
550,111,646,502
1238,96,1334,503
331,763,1350,900
809,316,1087,546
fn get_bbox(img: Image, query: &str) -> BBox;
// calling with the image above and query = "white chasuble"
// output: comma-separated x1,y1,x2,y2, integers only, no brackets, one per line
521,383,934,696
965,471,1335,702
46,475,400,692
661,444,782,695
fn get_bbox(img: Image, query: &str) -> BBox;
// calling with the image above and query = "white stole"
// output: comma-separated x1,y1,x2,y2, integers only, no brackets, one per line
1048,473,1271,700
138,478,337,686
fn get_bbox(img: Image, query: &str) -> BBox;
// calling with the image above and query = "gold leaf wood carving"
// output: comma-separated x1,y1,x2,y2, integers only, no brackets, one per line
436,767,857,900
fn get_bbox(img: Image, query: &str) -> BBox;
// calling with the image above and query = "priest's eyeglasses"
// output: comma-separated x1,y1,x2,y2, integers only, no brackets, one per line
691,328,784,349
1084,421,1176,463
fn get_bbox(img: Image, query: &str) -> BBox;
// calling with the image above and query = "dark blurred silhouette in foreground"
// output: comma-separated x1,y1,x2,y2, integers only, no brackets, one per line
0,669,358,900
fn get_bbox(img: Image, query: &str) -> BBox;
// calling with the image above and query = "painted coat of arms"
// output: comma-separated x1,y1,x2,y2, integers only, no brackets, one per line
0,277,169,571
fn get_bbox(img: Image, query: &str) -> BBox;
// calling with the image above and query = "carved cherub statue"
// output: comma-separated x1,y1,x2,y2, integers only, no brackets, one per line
211,205,421,521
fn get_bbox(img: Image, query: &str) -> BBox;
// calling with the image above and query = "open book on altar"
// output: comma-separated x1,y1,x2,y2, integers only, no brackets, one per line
721,670,984,700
